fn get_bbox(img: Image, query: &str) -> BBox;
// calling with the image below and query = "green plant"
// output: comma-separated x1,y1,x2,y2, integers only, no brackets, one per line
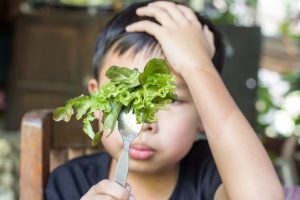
53,58,176,145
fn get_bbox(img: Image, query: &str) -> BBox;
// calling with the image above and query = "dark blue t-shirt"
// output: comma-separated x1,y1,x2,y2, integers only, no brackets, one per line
45,140,221,200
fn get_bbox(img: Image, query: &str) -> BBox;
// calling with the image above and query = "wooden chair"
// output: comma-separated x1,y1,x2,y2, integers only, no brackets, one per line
19,109,104,200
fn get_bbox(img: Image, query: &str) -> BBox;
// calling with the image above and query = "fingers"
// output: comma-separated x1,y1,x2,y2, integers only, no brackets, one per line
135,1,199,26
81,195,99,200
148,1,187,25
204,26,214,42
126,2,200,38
136,5,176,26
203,26,215,56
176,4,199,23
88,179,131,200
126,20,162,38
125,0,216,71
125,183,131,191
81,195,112,200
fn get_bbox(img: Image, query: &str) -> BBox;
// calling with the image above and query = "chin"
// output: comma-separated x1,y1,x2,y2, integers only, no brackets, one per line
129,160,158,173
129,159,173,175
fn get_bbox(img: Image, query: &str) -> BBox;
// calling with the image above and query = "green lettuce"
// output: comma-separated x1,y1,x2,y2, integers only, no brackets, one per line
53,58,177,145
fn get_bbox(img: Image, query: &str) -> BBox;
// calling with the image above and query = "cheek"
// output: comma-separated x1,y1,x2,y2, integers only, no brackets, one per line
158,108,199,159
97,112,122,156
164,117,197,146
159,107,199,138
100,123,123,160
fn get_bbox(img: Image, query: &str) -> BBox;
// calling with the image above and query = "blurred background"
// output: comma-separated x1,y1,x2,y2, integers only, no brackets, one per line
0,0,299,199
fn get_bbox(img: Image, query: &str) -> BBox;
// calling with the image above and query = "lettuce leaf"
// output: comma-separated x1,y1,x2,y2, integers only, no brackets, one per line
53,58,176,145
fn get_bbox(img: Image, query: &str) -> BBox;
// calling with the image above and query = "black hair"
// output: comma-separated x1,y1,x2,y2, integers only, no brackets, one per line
92,0,225,79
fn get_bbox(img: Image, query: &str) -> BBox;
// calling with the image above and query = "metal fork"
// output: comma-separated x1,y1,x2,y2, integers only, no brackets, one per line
114,108,143,187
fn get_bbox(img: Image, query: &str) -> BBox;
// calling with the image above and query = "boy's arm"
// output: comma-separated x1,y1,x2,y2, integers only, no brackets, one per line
214,184,229,200
179,33,283,200
126,1,284,200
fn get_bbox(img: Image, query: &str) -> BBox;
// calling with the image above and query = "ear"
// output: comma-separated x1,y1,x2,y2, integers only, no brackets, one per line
88,78,99,94
88,79,101,119
194,121,205,141
196,120,205,135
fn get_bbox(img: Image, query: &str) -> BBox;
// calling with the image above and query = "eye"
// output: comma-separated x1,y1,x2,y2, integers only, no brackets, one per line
171,98,184,105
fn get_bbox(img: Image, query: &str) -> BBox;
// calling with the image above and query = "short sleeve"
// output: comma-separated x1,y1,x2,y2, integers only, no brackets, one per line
171,140,222,200
45,152,110,200
45,164,89,200
198,152,222,200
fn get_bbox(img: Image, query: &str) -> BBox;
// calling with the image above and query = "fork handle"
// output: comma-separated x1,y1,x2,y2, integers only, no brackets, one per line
114,145,129,187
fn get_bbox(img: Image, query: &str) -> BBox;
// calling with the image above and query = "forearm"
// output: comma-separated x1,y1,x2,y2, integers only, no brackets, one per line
181,59,284,200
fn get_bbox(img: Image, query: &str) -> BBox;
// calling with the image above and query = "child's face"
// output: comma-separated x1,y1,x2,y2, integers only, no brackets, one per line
89,47,203,174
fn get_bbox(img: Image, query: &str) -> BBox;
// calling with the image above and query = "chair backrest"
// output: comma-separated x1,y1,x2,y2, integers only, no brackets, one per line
19,109,104,200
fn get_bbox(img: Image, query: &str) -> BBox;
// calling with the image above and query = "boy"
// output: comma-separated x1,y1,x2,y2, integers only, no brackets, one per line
45,1,284,200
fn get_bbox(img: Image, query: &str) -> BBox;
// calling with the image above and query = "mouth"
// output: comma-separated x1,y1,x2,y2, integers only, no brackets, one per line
129,143,155,160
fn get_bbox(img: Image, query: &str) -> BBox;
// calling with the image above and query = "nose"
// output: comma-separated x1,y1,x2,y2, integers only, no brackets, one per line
141,122,157,133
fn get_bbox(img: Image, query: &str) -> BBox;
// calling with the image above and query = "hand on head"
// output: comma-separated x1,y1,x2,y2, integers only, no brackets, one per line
126,1,215,74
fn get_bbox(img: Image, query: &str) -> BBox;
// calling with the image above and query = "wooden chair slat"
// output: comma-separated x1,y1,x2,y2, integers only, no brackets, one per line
20,109,104,200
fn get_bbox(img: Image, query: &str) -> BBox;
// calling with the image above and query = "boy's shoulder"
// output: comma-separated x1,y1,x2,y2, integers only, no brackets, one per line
183,139,214,164
172,139,221,200
45,151,111,199
52,151,110,174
